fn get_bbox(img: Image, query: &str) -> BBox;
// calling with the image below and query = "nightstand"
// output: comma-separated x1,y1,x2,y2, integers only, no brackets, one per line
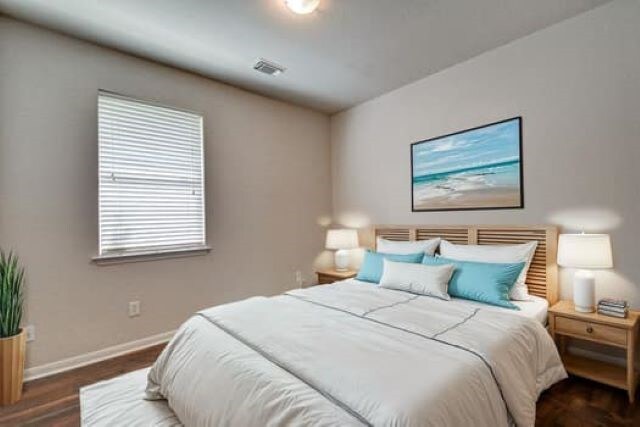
549,300,639,402
316,269,356,285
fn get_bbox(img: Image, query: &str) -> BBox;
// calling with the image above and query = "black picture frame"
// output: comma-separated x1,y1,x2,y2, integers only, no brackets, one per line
410,117,524,212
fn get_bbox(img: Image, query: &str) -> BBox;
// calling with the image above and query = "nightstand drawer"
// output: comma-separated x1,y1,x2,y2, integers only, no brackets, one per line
316,270,357,285
556,316,627,347
317,274,337,284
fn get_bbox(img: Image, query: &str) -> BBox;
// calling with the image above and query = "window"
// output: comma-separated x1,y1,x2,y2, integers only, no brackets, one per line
96,91,207,261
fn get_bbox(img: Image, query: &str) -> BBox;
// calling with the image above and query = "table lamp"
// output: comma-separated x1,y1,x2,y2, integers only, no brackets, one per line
326,229,359,272
558,233,613,312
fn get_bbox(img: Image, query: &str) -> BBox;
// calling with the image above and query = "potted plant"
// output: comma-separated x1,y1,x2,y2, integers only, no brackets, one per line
0,251,25,406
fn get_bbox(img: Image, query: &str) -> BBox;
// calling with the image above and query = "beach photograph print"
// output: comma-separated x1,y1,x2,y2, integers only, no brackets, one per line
411,117,523,211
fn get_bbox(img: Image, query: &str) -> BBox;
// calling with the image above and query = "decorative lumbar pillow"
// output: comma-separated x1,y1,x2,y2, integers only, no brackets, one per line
376,237,440,256
439,240,537,301
356,250,425,284
379,259,454,300
422,255,524,309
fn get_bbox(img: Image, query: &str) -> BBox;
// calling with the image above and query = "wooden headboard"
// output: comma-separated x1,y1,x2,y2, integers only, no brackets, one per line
360,225,559,304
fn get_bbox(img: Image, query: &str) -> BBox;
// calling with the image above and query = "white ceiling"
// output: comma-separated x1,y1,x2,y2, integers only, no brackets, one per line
0,0,610,113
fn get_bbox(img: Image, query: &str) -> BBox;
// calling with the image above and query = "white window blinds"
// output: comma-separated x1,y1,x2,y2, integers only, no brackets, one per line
98,91,206,257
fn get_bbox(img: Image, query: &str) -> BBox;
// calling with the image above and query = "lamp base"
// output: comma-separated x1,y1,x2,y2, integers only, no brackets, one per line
573,270,595,313
334,249,350,272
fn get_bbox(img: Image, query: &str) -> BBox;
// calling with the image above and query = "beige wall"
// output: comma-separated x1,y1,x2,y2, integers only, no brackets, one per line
331,1,640,306
0,18,332,368
2,0,639,370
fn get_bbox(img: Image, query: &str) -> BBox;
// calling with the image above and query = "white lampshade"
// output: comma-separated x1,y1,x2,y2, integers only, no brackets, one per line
325,229,359,250
557,234,613,269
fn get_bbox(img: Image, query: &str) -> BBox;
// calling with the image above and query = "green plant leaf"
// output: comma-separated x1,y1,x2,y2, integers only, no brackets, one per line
0,250,25,337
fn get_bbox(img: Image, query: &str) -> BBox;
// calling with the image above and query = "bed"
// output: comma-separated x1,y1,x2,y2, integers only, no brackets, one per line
81,225,566,427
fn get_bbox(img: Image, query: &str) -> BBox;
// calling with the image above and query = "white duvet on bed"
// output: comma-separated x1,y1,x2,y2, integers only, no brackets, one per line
146,281,566,427
451,293,549,325
348,278,550,325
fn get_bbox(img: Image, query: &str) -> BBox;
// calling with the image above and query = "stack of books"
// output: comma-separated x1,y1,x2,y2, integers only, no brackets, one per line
597,298,629,318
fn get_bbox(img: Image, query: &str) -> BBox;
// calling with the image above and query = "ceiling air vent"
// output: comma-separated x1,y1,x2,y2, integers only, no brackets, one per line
253,58,286,76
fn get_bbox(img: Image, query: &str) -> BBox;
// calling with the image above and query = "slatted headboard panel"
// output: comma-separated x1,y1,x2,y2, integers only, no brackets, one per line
361,225,558,304
416,228,469,244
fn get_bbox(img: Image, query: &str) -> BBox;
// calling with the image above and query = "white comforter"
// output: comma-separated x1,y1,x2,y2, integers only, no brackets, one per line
146,281,566,427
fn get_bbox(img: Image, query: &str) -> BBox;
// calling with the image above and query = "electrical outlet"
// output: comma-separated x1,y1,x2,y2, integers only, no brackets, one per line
24,325,36,342
295,270,304,288
128,301,141,317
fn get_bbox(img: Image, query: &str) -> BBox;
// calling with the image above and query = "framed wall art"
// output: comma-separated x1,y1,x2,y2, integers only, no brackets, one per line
411,117,523,212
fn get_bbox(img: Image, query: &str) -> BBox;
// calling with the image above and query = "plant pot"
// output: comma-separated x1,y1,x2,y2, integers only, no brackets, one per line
0,329,26,405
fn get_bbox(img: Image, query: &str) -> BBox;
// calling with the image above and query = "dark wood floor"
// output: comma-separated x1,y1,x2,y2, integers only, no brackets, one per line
0,344,165,426
0,344,637,426
536,376,640,427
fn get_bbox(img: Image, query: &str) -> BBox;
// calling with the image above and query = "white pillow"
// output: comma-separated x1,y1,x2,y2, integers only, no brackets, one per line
439,239,538,301
376,237,440,256
379,259,454,300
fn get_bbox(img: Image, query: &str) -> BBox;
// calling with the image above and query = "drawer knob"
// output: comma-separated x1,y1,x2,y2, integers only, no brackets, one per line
586,326,593,334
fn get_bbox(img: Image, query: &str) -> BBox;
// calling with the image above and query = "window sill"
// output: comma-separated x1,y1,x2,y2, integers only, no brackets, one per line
92,245,211,265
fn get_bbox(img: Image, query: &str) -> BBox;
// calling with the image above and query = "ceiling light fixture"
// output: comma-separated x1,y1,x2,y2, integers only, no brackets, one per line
285,0,320,15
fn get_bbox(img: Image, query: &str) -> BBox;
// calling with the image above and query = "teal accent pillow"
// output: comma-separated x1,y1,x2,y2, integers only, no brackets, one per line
356,250,425,283
422,256,524,310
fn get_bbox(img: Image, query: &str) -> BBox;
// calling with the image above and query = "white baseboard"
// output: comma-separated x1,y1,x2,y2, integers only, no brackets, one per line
24,330,175,382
